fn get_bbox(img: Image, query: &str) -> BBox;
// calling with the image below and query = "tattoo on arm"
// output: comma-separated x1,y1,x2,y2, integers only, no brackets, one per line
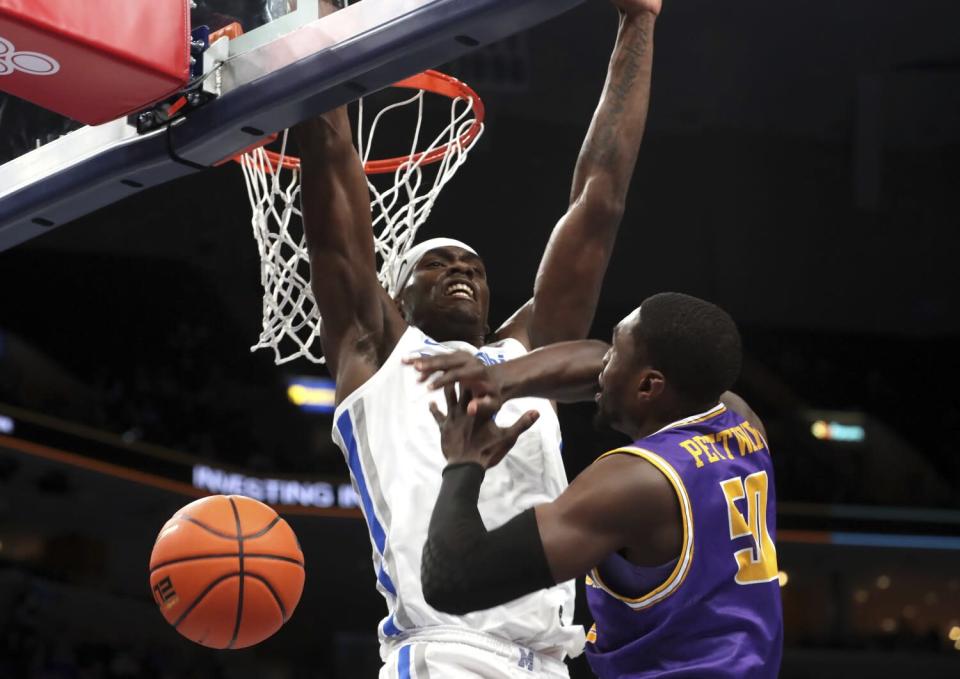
589,15,653,169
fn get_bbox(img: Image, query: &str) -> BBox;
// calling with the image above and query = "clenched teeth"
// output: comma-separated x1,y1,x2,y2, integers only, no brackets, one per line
445,283,475,299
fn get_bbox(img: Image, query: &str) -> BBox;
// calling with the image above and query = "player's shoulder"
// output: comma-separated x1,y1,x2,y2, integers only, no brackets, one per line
592,446,680,490
555,449,682,559
491,298,534,349
483,336,525,351
571,448,678,517
720,391,767,441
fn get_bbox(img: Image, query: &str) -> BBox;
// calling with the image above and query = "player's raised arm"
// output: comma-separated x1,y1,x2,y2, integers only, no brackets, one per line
292,5,404,387
503,1,659,348
420,387,678,614
295,108,404,384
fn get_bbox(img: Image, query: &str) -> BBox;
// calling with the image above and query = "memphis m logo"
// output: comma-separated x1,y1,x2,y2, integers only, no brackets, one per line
0,37,60,77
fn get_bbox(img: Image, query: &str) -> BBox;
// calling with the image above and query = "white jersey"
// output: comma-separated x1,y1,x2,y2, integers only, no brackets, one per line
332,325,584,661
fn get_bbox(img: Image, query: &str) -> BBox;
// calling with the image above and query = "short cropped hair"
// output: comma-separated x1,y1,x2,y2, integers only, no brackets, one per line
633,292,742,403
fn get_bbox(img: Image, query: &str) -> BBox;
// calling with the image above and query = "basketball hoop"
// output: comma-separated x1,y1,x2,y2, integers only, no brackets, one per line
236,69,485,364
242,70,484,174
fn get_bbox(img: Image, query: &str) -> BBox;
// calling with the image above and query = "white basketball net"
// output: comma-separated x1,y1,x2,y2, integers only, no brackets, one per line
239,86,483,364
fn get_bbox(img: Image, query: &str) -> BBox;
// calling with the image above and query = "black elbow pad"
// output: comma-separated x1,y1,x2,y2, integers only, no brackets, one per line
423,493,554,614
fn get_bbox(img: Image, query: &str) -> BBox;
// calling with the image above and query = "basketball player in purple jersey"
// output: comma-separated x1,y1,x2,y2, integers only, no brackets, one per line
418,293,784,678
293,0,664,674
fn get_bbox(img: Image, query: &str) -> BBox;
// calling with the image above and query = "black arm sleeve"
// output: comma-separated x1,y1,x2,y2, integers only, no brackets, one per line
421,463,556,615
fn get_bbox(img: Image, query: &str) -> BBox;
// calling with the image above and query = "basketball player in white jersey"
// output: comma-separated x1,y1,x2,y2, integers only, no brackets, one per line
294,0,662,675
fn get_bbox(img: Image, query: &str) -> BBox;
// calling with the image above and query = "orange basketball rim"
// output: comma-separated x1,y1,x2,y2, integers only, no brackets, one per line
233,69,485,175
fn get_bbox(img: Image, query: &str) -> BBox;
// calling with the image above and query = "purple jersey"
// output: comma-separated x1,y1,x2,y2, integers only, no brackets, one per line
585,403,783,678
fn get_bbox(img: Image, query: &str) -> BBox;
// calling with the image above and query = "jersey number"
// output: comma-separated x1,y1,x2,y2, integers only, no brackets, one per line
719,471,778,585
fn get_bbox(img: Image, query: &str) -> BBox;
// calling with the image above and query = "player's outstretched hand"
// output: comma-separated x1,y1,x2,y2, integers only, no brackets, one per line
405,351,503,420
429,384,538,469
611,0,661,17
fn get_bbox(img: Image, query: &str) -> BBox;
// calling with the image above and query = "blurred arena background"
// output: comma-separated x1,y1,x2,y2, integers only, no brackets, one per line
1,0,959,677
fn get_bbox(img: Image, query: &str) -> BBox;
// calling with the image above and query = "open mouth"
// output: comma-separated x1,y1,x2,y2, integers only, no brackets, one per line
444,281,476,300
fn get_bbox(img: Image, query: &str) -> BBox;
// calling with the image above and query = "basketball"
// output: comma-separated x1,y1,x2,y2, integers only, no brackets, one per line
148,495,305,649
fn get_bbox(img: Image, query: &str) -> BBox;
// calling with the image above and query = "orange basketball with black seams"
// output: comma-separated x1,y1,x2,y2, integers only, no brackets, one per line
149,495,305,649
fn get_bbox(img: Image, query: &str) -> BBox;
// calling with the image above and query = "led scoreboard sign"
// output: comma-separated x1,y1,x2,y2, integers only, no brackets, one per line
192,464,359,509
0,405,359,514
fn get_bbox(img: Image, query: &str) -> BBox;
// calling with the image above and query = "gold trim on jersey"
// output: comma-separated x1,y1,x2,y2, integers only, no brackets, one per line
586,623,598,644
589,447,694,610
650,403,727,436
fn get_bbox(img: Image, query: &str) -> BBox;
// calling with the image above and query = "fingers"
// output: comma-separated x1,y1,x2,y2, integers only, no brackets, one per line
467,395,500,420
443,383,458,415
427,365,486,391
486,411,539,468
403,351,477,383
503,410,540,445
428,401,444,426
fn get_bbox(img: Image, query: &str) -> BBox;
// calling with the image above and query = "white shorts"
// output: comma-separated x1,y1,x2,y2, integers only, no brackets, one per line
379,629,571,679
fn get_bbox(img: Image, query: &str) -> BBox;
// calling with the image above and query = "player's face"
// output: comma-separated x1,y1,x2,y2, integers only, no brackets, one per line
399,246,491,338
594,308,644,435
